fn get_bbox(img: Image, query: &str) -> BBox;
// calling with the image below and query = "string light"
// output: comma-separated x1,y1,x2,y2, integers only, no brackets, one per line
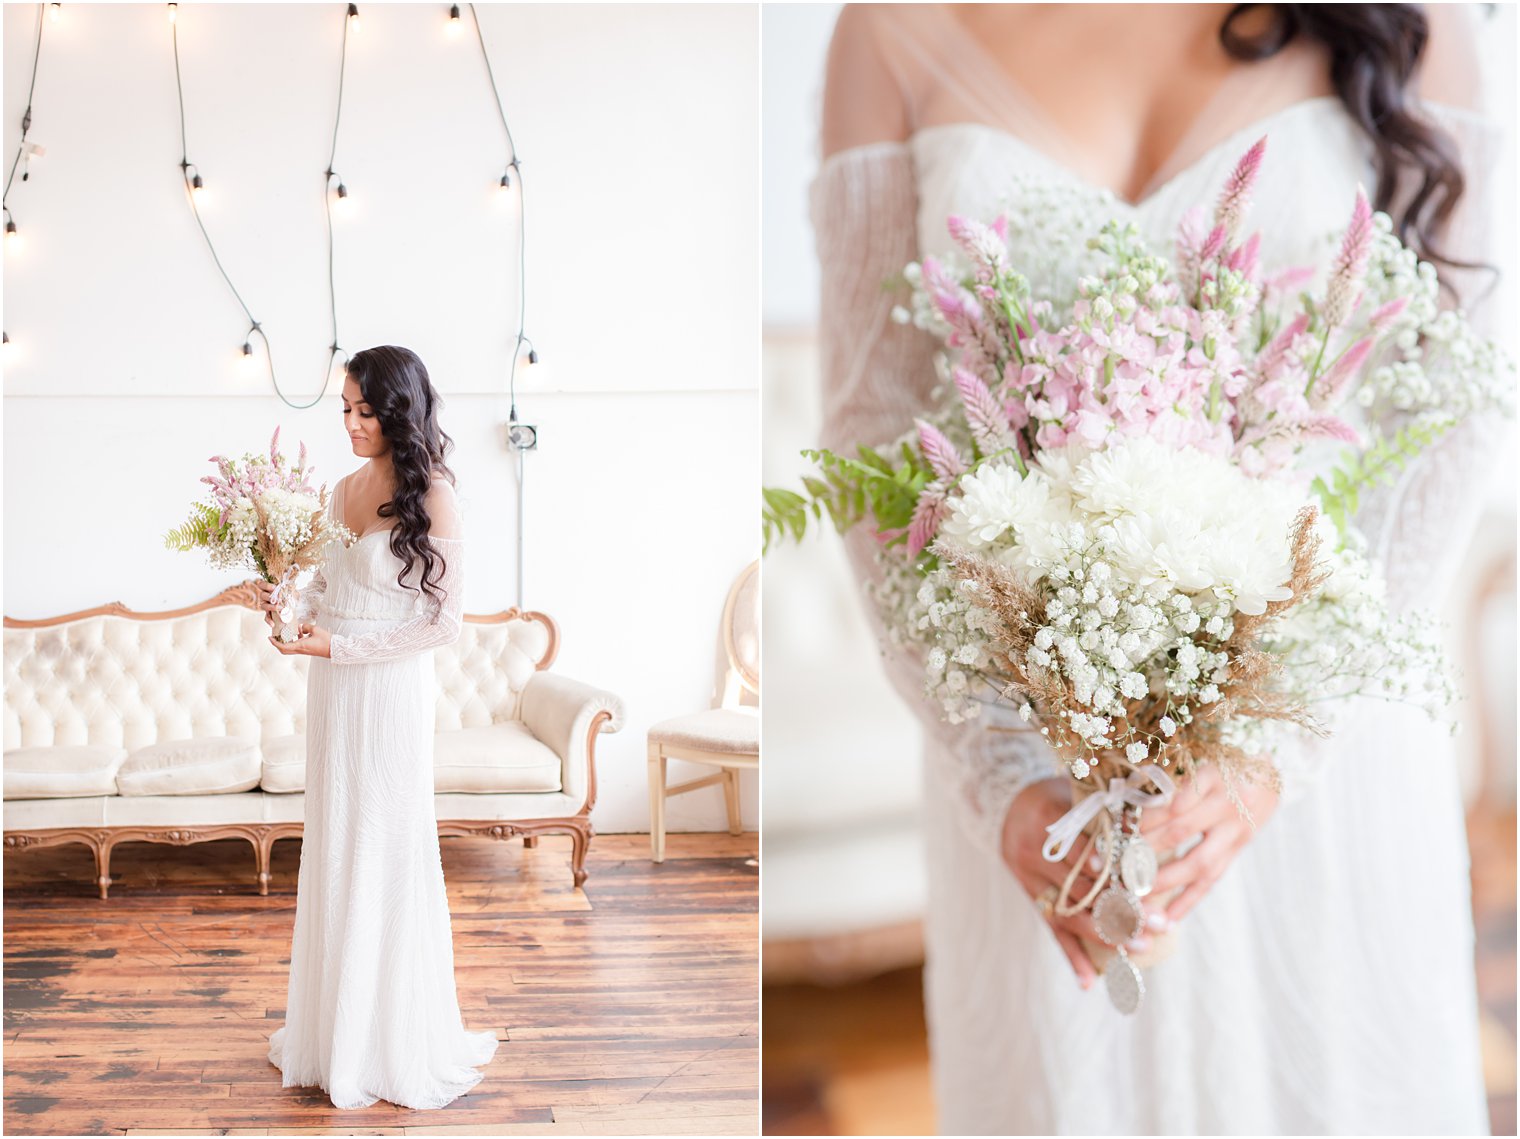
167,3,176,24
447,4,461,35
172,5,355,407
48,3,59,23
4,1,45,330
470,5,534,421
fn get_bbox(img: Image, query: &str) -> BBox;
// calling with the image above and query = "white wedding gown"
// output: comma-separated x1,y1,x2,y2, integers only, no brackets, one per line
267,476,498,1110
812,6,1503,1134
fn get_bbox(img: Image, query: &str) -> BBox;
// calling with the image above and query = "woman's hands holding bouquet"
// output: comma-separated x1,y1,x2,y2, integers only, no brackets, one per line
1002,778,1158,989
1139,765,1280,924
253,578,333,658
1004,767,1280,988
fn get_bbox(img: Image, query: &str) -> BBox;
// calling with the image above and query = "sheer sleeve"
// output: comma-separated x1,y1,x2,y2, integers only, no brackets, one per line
812,137,1061,866
1354,6,1514,614
328,481,466,666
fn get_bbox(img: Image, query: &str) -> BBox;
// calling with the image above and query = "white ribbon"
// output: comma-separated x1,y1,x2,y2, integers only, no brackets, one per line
1042,763,1177,863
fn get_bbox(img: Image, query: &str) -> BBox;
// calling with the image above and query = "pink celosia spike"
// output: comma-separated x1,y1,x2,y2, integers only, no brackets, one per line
916,419,966,480
1263,265,1315,293
1199,224,1228,264
1324,187,1373,328
1368,295,1409,332
1259,312,1310,375
1293,414,1363,446
1310,337,1375,409
1214,137,1267,239
906,481,950,556
990,214,1009,242
947,215,1009,277
953,367,1011,451
269,426,281,464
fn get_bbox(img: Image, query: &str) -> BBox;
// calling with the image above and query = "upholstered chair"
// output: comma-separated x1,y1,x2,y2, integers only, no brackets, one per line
645,560,758,861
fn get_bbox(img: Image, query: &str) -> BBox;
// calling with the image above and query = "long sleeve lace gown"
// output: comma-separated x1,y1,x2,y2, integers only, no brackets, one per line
812,5,1504,1134
266,475,499,1110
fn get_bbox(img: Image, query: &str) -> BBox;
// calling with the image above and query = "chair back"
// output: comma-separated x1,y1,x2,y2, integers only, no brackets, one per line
719,560,759,708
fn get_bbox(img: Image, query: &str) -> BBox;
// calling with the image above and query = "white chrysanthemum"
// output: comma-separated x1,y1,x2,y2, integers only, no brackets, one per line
940,464,1060,556
1057,436,1307,615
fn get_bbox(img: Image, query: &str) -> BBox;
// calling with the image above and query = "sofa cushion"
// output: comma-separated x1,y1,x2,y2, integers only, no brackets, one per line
4,745,131,800
648,707,759,755
251,723,562,795
260,734,306,794
435,721,562,793
117,736,262,797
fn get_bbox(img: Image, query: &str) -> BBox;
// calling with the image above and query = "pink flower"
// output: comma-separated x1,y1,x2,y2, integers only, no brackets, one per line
1214,137,1267,242
1310,337,1374,410
907,481,951,556
954,367,1013,454
1324,187,1373,328
916,419,966,480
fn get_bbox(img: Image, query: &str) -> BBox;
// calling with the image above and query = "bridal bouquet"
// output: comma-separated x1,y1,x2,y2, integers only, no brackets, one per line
165,427,354,642
763,137,1513,1012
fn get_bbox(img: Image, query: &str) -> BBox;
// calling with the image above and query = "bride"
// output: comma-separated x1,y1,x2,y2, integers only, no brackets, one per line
813,3,1504,1132
255,345,498,1109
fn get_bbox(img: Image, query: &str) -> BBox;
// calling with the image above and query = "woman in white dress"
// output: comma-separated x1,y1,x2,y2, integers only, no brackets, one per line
812,4,1505,1132
255,345,498,1110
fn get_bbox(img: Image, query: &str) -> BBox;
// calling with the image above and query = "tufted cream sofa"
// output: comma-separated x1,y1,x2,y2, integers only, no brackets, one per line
3,581,625,897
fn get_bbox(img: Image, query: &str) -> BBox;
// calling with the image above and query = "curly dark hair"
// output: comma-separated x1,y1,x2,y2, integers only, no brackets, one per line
345,345,458,620
1218,4,1486,290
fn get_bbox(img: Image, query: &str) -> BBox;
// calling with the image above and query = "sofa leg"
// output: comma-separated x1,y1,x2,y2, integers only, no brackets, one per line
569,824,590,889
93,838,114,900
523,835,538,849
253,835,272,896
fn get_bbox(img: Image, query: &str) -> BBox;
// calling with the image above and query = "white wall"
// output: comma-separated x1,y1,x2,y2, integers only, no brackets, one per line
1,3,760,834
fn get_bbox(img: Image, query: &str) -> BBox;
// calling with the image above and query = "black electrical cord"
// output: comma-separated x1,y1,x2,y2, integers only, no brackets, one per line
3,4,46,256
172,2,353,408
470,3,528,418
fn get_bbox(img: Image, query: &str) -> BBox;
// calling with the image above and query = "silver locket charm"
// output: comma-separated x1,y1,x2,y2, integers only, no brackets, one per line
1092,883,1145,946
1120,836,1158,898
1105,948,1145,1014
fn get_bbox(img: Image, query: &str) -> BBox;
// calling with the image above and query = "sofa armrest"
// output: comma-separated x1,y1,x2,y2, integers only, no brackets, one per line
519,672,625,811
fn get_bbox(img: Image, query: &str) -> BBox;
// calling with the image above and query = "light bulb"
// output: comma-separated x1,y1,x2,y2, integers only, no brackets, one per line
447,4,461,34
347,3,360,32
48,3,60,23
190,173,207,203
4,220,19,252
167,3,176,23
333,183,352,216
240,342,256,372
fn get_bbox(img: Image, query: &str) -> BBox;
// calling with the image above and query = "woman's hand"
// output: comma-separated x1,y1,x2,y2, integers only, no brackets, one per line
1139,764,1281,925
268,622,332,658
251,579,281,628
1001,777,1153,990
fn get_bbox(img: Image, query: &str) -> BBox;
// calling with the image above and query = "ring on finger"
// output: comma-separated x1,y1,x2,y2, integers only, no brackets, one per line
1035,884,1058,918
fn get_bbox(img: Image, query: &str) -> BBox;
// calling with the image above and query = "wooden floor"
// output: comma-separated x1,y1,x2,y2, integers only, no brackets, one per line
763,808,1518,1136
4,831,758,1136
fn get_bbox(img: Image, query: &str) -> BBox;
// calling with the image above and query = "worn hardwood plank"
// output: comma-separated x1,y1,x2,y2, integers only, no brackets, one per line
6,832,758,1135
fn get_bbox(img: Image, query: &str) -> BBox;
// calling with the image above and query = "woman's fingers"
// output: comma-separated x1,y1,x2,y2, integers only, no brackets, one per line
1048,922,1098,989
1151,823,1235,897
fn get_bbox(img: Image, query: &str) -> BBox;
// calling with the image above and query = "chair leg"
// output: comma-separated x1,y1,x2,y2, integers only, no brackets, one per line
94,837,114,900
253,835,272,896
523,835,538,849
722,767,743,836
647,746,667,863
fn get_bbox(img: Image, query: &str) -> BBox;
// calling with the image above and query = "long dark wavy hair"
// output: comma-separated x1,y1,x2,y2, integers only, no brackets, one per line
1218,4,1483,287
346,345,458,620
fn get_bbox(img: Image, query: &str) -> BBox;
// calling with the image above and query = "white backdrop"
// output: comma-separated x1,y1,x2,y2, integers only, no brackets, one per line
1,2,760,834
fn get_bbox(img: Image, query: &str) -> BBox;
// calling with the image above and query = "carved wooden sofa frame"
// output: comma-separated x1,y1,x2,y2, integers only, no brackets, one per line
4,583,622,898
